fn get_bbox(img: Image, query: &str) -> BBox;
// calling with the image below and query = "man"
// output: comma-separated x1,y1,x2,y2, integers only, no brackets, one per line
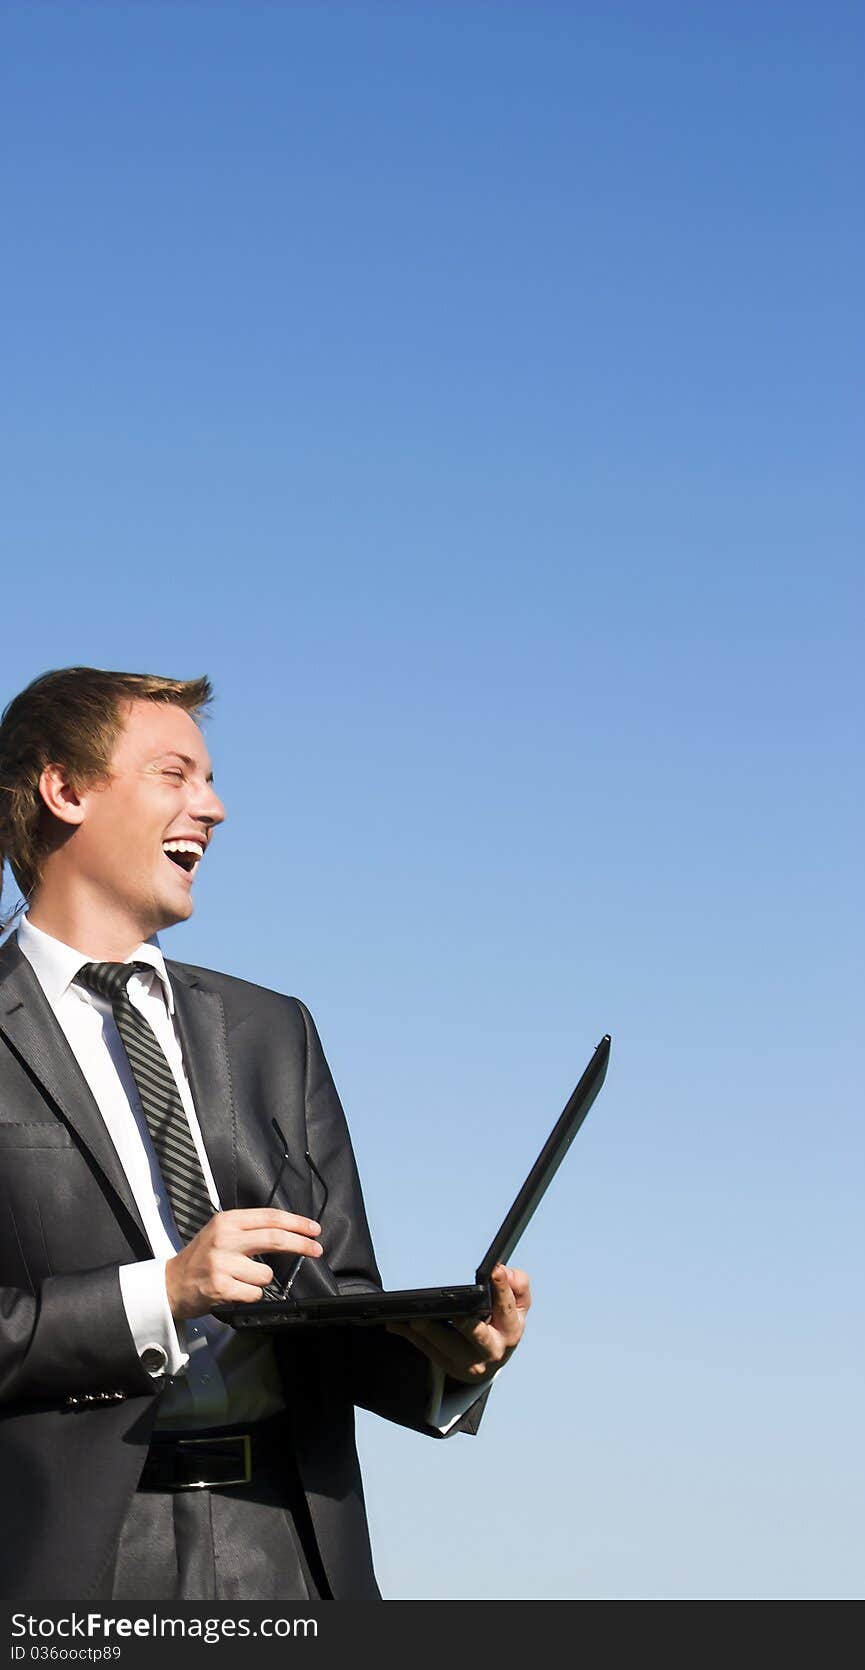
0,667,530,1602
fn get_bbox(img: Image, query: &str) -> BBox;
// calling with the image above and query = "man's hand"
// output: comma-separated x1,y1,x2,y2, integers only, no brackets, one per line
385,1264,531,1385
165,1208,323,1320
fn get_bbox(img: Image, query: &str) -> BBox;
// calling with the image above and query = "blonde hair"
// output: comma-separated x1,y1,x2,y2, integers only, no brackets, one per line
0,666,212,931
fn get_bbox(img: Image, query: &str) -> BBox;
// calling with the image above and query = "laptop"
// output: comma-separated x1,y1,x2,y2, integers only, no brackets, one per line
211,1032,611,1330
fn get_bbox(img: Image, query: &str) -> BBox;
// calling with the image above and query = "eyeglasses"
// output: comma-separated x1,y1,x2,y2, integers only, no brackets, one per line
263,1117,329,1298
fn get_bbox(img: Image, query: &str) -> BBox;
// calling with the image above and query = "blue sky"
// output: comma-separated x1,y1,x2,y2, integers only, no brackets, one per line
2,1,862,1598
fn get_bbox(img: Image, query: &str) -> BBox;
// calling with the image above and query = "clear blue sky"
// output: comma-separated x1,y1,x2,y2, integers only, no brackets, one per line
2,1,862,1599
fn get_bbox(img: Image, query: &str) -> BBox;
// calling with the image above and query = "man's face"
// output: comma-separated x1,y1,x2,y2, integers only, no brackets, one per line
65,699,225,938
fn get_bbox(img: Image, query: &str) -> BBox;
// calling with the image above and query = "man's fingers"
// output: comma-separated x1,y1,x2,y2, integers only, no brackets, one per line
244,1229,323,1257
207,1213,322,1258
233,1209,322,1237
488,1264,521,1340
506,1267,532,1311
490,1265,514,1305
199,1253,279,1306
449,1315,497,1351
228,1253,277,1287
417,1322,484,1376
385,1264,533,1377
390,1318,496,1381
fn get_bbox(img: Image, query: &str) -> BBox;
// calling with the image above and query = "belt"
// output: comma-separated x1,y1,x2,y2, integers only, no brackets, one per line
138,1415,285,1492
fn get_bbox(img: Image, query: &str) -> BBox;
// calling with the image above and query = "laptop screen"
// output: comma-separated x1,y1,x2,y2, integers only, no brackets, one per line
475,1034,611,1280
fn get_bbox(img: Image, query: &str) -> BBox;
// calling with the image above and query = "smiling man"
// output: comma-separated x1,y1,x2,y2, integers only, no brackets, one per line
0,667,530,1602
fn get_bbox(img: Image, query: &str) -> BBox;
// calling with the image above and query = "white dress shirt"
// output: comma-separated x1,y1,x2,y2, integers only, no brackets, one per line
16,916,481,1434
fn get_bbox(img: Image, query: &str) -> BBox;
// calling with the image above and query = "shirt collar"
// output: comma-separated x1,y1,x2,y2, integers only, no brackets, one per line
16,914,175,1016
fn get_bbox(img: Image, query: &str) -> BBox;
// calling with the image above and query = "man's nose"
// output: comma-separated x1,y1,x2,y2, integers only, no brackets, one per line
193,786,226,829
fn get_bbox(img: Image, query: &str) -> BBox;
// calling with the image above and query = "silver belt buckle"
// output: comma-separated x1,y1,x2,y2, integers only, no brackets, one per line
176,1433,252,1489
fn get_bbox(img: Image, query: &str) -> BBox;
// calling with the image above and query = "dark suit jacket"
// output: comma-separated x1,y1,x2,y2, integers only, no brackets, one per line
0,935,487,1601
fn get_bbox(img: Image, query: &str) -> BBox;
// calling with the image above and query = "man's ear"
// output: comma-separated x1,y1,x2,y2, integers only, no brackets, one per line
37,764,88,828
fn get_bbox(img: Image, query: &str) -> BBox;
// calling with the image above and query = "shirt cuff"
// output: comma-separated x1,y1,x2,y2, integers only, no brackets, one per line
426,1361,494,1435
118,1258,190,1380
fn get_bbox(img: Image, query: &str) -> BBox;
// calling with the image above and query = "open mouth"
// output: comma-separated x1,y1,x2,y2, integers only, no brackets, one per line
162,839,204,879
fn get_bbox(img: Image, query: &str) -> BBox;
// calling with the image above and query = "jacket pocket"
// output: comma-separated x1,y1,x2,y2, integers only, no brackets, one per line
0,1122,73,1149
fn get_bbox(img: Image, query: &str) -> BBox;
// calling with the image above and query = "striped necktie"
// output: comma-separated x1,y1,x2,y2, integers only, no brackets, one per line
75,960,215,1243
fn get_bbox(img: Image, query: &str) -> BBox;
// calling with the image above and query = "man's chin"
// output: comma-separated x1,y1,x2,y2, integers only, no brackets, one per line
154,888,195,931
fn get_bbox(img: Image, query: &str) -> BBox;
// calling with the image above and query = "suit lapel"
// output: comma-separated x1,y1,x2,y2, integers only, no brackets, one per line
0,935,151,1248
165,963,238,1212
0,936,240,1242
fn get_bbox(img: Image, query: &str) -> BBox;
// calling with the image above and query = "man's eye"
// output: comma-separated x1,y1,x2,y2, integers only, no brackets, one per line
163,770,184,780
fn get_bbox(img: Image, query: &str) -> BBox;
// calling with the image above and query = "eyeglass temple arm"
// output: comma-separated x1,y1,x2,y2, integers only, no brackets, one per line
266,1125,329,1296
263,1118,290,1209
